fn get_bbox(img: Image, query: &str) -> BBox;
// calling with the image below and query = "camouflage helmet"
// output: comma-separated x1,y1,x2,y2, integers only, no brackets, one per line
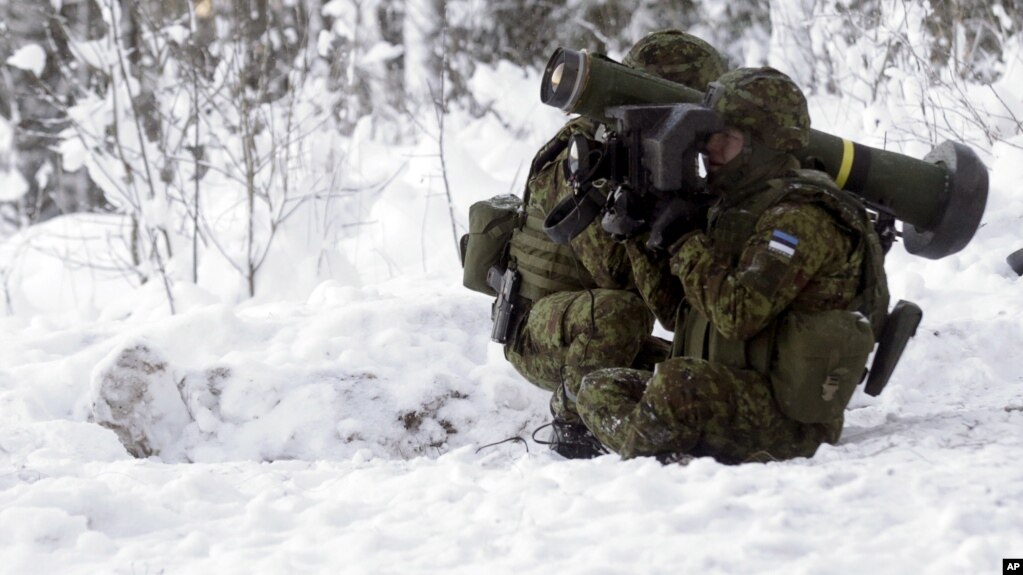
622,30,726,89
704,67,810,152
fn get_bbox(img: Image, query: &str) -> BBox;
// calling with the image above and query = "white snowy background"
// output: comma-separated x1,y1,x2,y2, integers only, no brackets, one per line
2,6,1023,575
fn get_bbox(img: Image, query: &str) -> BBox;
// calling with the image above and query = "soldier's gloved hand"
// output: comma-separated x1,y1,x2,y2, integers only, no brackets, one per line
601,185,654,241
646,195,713,252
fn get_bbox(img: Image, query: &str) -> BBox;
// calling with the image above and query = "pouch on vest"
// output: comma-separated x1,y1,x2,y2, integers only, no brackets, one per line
461,194,522,296
770,309,874,423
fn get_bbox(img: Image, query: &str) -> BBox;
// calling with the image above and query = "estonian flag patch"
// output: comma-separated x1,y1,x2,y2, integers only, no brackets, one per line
768,229,798,258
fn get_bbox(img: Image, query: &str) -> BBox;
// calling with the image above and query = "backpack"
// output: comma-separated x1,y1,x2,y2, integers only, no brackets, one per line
460,194,522,296
764,171,891,423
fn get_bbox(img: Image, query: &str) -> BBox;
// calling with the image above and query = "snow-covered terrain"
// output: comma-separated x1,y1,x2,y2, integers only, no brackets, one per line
2,30,1023,575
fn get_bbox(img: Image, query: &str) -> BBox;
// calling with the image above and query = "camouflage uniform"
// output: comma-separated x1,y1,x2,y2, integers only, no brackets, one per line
577,68,888,463
505,31,726,423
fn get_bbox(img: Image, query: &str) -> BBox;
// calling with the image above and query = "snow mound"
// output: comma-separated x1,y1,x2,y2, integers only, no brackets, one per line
82,279,549,463
90,343,192,458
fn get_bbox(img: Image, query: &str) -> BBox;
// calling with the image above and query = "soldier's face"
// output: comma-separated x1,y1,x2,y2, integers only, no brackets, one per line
702,128,745,173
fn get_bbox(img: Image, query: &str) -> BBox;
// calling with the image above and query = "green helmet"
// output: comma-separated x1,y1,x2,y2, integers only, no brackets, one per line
704,67,810,152
622,30,726,89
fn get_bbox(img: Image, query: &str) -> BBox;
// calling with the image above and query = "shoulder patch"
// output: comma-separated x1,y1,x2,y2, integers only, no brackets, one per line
768,229,799,258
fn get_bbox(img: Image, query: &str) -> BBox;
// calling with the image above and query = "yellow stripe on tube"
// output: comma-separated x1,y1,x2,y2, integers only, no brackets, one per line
835,138,854,189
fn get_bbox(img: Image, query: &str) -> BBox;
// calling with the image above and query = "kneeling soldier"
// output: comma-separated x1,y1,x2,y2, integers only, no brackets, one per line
576,67,890,463
503,31,727,458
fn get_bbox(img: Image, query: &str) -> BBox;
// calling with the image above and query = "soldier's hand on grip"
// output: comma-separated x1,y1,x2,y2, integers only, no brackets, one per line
646,195,713,252
601,184,656,241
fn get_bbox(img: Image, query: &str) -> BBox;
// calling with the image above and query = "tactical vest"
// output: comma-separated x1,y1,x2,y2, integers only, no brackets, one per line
508,210,597,302
459,119,598,301
676,169,890,423
506,119,599,302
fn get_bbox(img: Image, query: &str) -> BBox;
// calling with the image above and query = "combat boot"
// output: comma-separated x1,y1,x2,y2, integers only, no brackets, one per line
547,418,607,459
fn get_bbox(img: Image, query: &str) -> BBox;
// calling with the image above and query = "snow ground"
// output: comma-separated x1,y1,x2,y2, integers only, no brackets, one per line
1,263,1021,574
2,58,1023,575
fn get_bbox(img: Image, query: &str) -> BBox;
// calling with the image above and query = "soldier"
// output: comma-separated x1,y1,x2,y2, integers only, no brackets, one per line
575,67,890,464
503,31,727,458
